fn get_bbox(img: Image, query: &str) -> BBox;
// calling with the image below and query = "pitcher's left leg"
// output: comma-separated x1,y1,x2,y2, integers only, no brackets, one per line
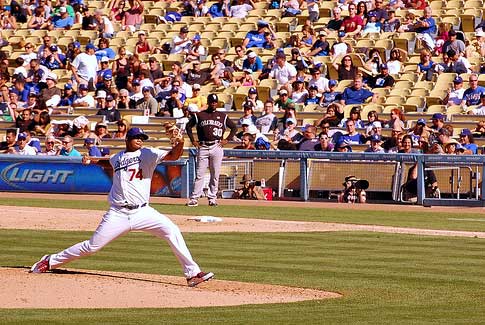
132,206,202,278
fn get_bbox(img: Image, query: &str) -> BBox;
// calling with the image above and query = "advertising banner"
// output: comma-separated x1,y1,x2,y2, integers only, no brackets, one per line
0,156,183,196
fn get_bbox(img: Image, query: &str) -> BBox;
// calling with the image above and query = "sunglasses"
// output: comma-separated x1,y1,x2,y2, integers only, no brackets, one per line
46,141,55,144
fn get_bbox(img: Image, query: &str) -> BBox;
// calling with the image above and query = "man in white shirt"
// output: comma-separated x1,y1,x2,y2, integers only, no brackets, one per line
171,26,192,55
229,0,254,18
9,132,37,155
71,43,98,90
72,84,95,107
308,67,329,93
269,52,297,90
445,76,466,107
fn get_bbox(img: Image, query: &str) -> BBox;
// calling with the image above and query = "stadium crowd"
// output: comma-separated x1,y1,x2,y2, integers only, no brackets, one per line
0,0,484,156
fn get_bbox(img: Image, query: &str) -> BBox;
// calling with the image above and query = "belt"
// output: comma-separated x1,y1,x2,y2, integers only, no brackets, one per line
200,140,219,146
121,203,147,210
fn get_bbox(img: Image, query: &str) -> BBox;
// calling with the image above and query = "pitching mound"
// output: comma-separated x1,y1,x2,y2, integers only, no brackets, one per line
0,268,340,309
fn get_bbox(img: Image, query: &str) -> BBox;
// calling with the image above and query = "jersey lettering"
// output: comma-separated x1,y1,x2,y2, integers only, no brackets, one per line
128,168,143,181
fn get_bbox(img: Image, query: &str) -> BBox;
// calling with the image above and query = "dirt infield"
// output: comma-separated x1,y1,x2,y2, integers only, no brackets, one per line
1,198,483,309
0,267,339,309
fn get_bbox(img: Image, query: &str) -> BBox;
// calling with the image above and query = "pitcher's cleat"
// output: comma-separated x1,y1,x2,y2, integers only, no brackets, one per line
187,271,214,287
30,255,51,273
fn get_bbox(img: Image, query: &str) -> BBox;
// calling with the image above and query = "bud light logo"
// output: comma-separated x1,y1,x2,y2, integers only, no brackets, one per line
0,163,74,190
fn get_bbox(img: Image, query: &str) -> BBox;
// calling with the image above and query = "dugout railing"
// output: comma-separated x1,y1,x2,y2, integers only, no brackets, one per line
187,150,485,207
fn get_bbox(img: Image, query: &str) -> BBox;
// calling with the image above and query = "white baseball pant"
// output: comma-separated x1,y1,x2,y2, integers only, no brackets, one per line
190,144,223,201
48,206,202,278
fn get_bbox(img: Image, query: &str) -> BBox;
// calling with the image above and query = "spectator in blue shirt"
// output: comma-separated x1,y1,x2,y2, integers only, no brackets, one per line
59,83,77,106
40,45,66,70
304,31,330,57
462,74,485,107
84,137,102,157
95,38,116,61
208,0,229,18
242,51,263,72
458,128,478,154
52,7,74,29
242,20,274,49
415,6,436,51
340,76,377,105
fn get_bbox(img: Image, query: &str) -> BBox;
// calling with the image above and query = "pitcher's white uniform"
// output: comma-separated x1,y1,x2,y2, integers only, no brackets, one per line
48,147,203,278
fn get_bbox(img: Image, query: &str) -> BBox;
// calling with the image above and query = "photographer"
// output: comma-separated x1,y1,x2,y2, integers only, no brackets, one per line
233,174,265,200
365,49,383,76
338,175,368,204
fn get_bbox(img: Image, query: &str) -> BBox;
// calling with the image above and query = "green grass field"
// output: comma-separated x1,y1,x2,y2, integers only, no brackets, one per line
1,199,485,324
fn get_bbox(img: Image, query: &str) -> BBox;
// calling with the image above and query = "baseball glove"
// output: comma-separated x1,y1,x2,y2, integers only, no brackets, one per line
163,122,184,146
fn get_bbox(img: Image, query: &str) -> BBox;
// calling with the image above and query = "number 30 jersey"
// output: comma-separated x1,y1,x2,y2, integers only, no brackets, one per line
191,110,237,142
108,147,168,207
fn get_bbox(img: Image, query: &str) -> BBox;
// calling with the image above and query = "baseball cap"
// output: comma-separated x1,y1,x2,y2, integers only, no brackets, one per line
79,84,88,90
248,87,257,94
100,147,110,156
17,132,27,141
96,90,106,99
456,143,466,151
241,118,252,126
372,121,382,128
370,134,381,142
247,51,257,59
126,127,149,140
170,87,179,93
84,138,95,144
193,34,201,41
417,118,426,125
453,76,463,83
449,30,457,36
106,95,114,101
142,86,152,92
101,56,109,63
380,63,388,70
64,83,72,90
59,6,67,13
180,26,189,33
138,30,146,36
207,93,218,103
318,30,327,36
476,30,485,37
192,83,201,90
460,128,472,136
432,113,444,120
279,89,288,95
329,79,338,87
49,45,58,52
309,84,318,90
243,103,253,110
85,43,96,50
103,72,113,80
286,117,297,125
96,121,108,128
295,76,305,83
338,31,346,38
132,79,141,86
257,19,269,27
46,72,57,81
